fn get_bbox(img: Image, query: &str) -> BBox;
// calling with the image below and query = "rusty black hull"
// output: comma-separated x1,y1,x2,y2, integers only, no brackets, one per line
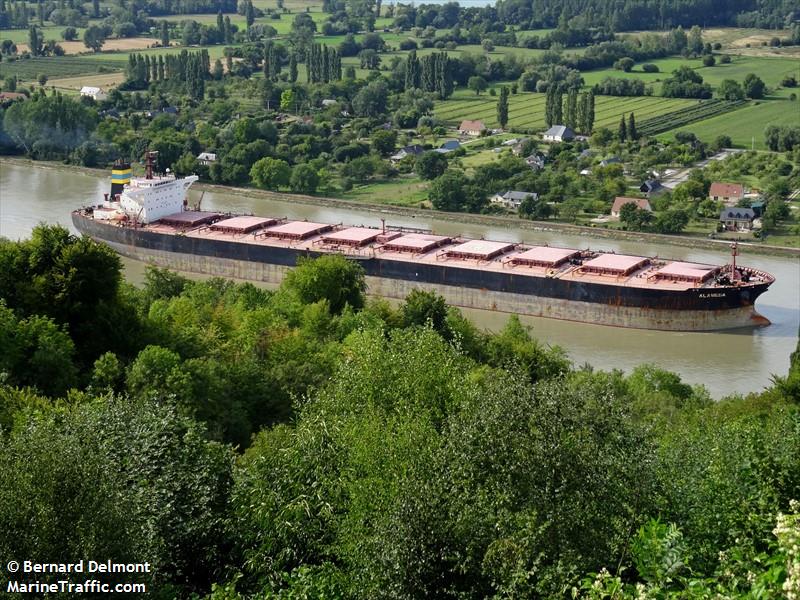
72,212,772,330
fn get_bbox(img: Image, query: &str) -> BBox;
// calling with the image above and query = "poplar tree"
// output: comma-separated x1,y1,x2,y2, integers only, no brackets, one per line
585,89,595,133
216,10,224,36
497,85,509,129
565,88,578,130
628,113,638,140
545,86,554,127
160,21,169,47
224,16,232,44
405,50,420,90
618,114,627,141
245,0,255,28
289,52,297,82
553,91,563,125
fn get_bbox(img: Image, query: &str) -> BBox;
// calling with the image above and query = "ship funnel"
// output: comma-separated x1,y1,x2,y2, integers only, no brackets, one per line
111,160,131,198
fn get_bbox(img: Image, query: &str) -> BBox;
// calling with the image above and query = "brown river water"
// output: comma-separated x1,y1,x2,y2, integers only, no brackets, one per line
1,161,798,398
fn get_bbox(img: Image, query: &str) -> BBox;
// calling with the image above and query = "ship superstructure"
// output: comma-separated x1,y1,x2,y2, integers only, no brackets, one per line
93,152,198,224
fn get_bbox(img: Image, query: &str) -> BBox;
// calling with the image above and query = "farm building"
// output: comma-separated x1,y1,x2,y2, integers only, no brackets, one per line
542,125,575,142
525,155,545,170
458,120,486,136
0,91,27,103
640,180,665,197
611,197,652,218
490,190,538,210
80,86,107,101
709,182,745,205
197,152,217,166
599,156,622,167
435,140,461,154
719,208,755,231
390,145,425,162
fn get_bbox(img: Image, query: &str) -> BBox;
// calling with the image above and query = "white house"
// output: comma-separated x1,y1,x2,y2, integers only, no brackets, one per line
542,125,575,142
80,86,107,101
490,190,538,210
197,152,217,166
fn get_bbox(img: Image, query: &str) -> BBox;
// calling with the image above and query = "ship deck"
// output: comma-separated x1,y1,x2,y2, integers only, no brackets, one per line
95,212,775,292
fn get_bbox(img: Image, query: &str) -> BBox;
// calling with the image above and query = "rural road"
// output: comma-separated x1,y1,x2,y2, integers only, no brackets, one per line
661,148,745,189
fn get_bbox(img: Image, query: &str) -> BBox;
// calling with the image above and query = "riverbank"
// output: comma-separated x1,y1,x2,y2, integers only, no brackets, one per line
3,156,798,258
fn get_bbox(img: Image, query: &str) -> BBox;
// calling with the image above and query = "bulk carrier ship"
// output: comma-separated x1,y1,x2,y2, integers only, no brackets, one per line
72,154,775,331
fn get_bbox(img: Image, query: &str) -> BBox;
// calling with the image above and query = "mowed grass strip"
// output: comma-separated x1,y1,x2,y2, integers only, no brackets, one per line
658,98,799,149
435,92,696,130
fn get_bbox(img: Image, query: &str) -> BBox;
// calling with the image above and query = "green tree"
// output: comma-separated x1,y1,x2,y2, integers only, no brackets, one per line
619,202,652,230
743,73,765,99
0,396,234,593
283,255,366,313
628,112,638,140
160,20,169,47
428,170,466,211
83,25,106,52
352,79,388,118
280,88,295,112
468,75,488,95
497,85,509,128
28,25,43,56
250,157,291,190
401,289,450,338
618,114,628,141
289,163,320,193
717,79,744,100
415,151,448,180
0,303,77,397
245,0,255,28
371,129,397,156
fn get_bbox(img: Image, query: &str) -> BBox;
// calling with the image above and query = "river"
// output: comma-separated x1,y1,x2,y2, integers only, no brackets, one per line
1,161,798,398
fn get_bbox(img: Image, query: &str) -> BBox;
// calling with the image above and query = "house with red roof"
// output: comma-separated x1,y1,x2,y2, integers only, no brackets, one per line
611,196,652,218
458,120,486,136
709,182,744,205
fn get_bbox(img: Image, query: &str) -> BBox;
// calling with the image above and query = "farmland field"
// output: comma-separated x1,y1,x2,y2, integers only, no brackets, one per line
434,92,698,131
658,98,799,149
581,54,798,94
0,56,123,80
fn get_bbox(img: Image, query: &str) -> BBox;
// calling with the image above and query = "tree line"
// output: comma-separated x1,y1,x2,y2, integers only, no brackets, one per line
545,87,595,132
0,226,798,598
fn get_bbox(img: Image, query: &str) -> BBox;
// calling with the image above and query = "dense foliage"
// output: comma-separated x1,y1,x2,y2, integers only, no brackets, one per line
0,226,798,598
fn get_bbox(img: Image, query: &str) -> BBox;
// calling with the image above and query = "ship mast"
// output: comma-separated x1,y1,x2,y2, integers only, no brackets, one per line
730,242,739,281
144,150,158,180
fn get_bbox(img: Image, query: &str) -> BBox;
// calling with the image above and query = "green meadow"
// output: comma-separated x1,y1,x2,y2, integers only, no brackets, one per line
660,98,800,149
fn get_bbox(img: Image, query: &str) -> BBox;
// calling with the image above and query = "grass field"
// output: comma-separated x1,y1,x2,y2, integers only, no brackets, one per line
659,98,799,149
339,177,428,206
435,92,698,131
581,54,799,94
